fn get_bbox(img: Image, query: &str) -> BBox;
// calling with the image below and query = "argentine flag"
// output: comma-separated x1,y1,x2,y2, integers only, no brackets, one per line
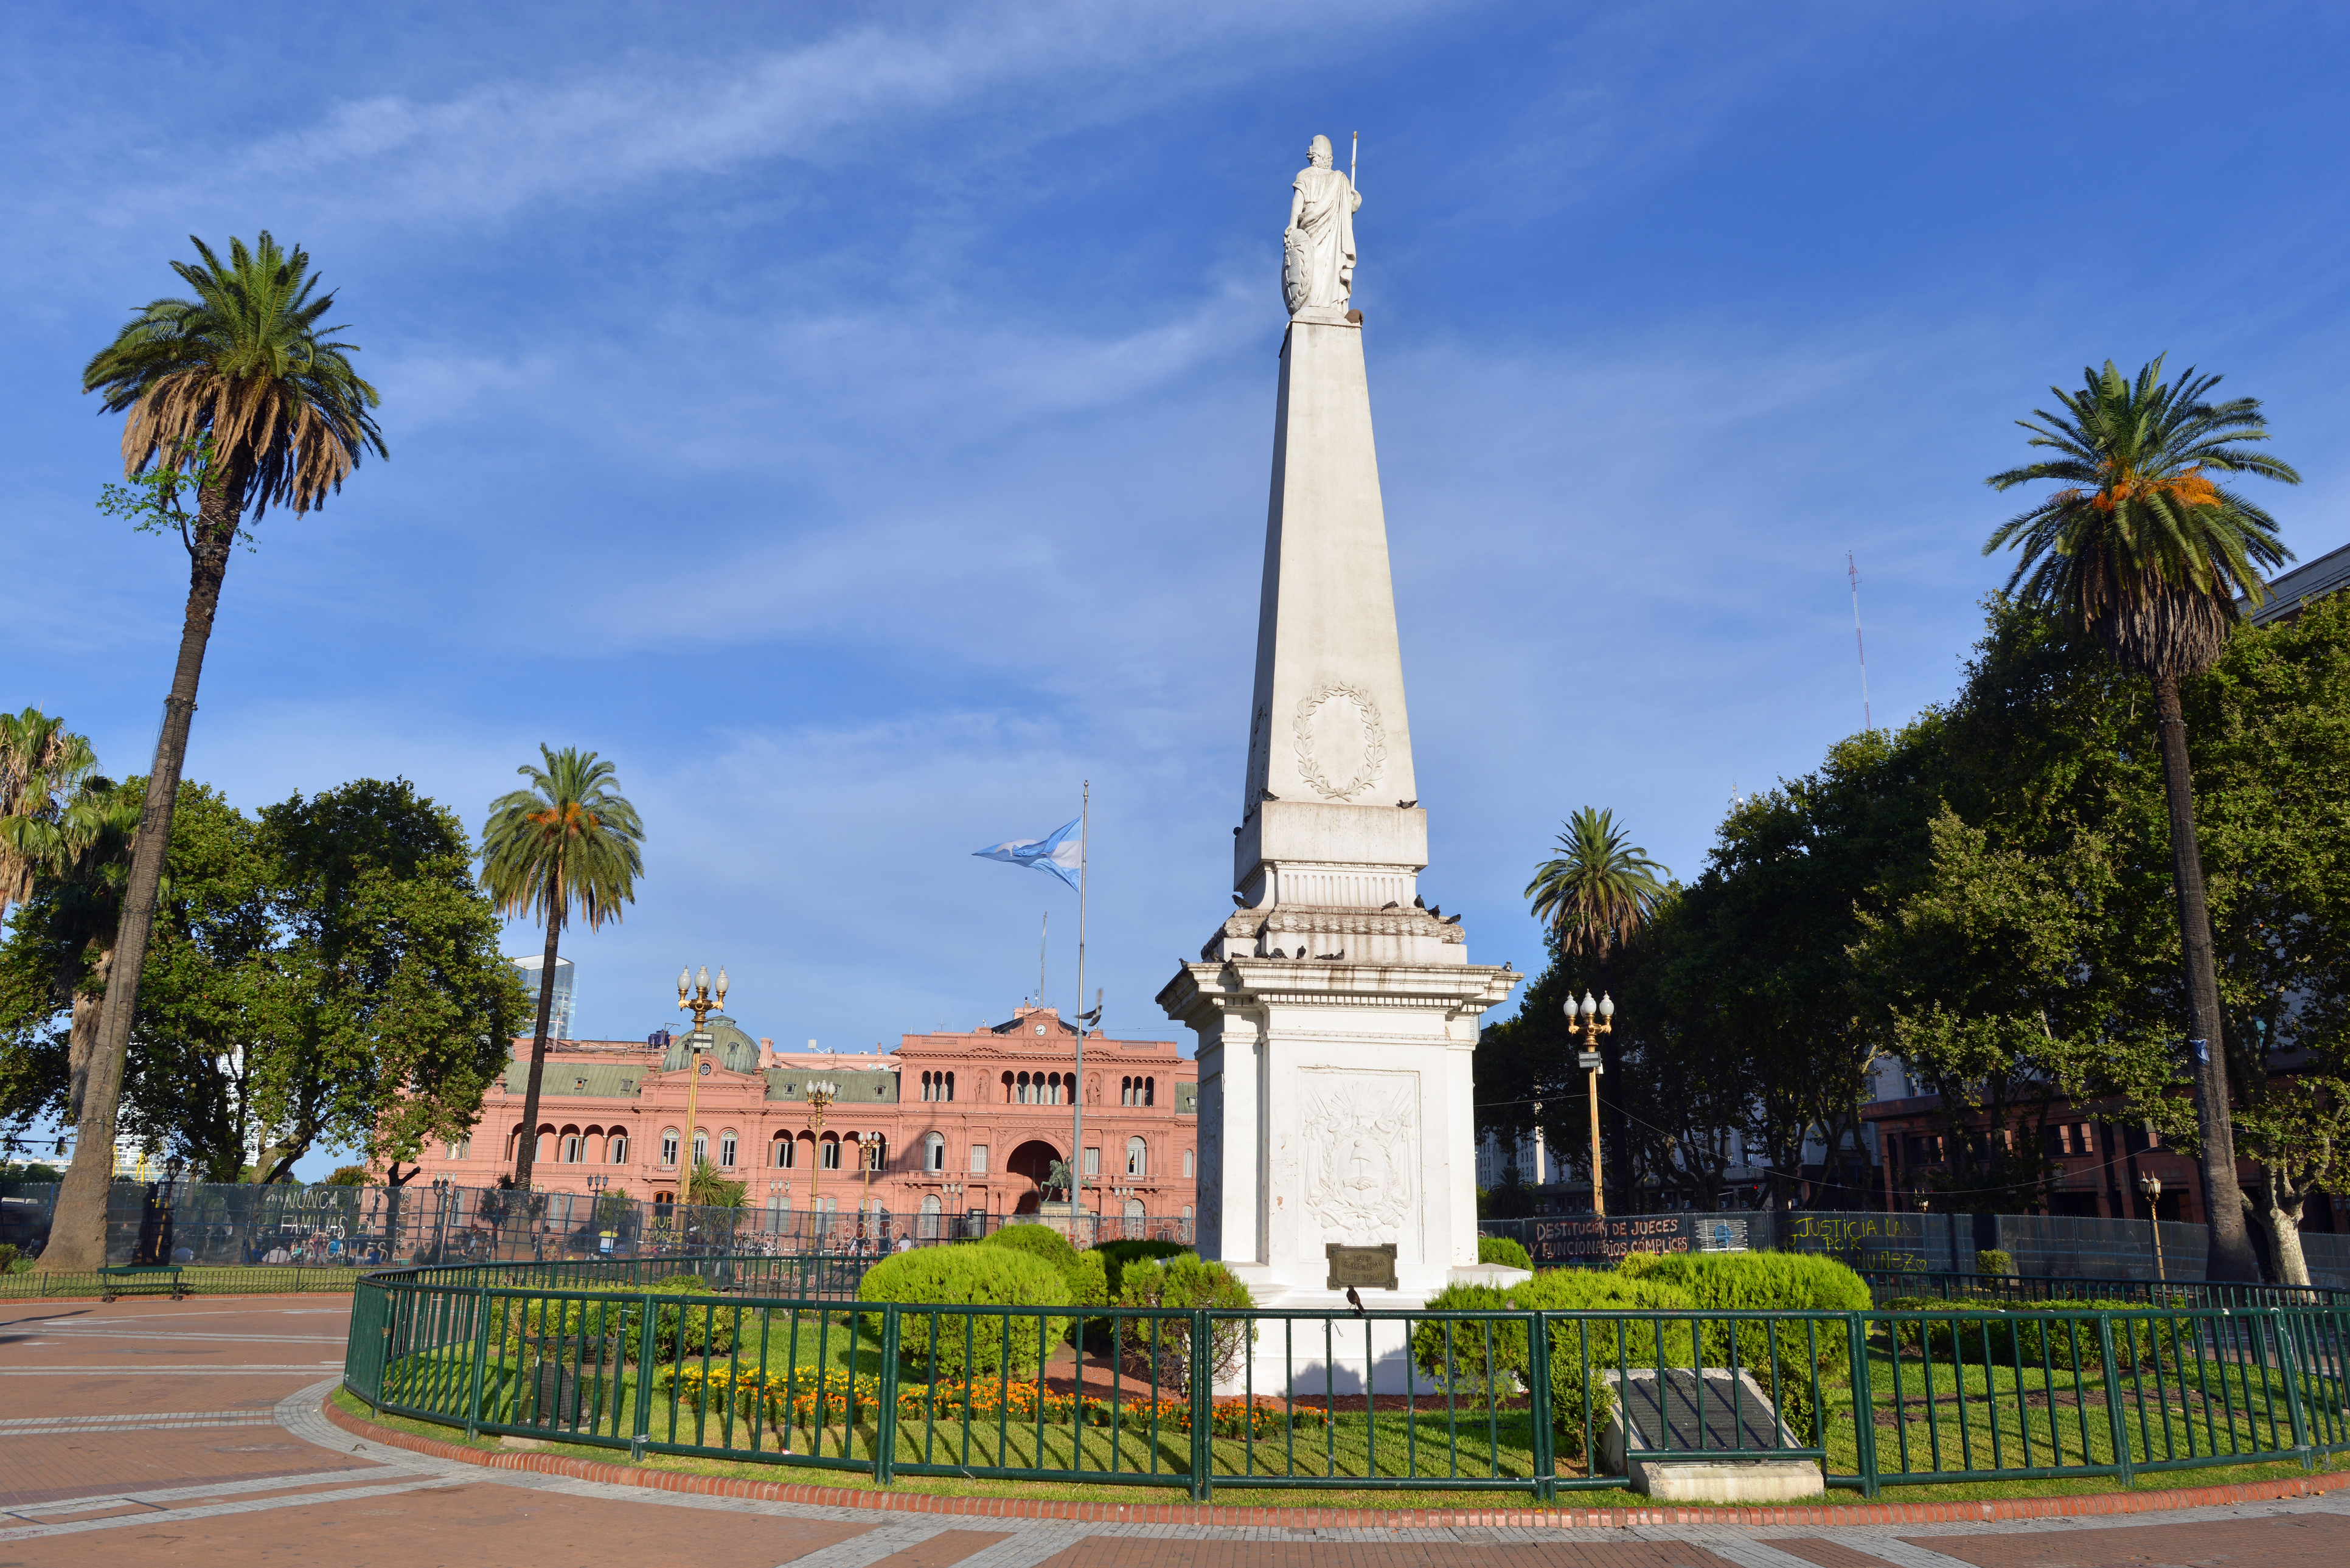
973,817,1083,891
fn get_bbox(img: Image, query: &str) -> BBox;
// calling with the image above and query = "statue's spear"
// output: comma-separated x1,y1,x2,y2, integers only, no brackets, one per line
1351,131,1359,190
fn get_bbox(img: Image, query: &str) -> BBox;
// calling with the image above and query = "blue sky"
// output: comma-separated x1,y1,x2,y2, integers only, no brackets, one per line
6,3,2349,1170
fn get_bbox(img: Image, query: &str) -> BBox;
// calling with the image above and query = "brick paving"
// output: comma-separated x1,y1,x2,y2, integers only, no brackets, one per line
0,1424,379,1507
1767,1539,1899,1568
1897,1511,2350,1567
1024,1545,1751,1568
0,1479,872,1566
5,1295,2350,1567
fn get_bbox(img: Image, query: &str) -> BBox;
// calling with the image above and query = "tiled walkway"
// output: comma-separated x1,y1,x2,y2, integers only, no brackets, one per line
2,1298,2345,1567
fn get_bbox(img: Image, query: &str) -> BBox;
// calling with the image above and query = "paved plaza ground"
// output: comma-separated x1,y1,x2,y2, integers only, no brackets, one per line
2,1298,2346,1567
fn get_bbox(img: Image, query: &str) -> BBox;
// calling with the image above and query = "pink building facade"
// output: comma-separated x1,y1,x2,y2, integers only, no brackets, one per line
388,1005,1199,1230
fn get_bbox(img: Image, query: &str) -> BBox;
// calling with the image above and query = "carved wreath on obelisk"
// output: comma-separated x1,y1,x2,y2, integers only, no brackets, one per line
1302,1077,1416,1244
1293,682,1386,802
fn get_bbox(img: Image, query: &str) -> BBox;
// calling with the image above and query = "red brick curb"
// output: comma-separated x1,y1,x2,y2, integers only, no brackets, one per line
321,1395,2336,1529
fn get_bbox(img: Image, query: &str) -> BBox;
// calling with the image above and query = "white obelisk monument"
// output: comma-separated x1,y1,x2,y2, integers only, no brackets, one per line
1158,137,1522,1353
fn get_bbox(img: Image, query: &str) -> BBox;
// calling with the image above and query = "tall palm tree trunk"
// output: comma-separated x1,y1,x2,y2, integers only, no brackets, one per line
510,911,562,1188
41,488,236,1273
2150,671,2259,1281
63,946,114,1123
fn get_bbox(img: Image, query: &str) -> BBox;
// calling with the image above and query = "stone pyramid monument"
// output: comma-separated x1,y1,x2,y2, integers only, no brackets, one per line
1158,136,1521,1323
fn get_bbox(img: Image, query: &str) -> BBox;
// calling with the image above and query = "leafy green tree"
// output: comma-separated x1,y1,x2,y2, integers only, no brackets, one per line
6,779,521,1186
2163,592,2350,1280
0,713,138,1130
50,234,386,1272
479,746,644,1187
1983,356,2298,1280
1523,808,1670,1207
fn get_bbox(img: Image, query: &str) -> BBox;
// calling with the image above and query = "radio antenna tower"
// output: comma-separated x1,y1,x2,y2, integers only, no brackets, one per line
1848,552,1873,734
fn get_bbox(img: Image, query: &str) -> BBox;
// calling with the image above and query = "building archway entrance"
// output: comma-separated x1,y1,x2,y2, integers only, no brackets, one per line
1007,1139,1063,1214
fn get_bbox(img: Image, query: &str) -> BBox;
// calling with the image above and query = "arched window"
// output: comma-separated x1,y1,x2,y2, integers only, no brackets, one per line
561,1135,582,1164
864,1136,886,1171
923,1132,945,1171
1119,1076,1131,1106
1048,1073,1063,1105
536,1128,555,1162
609,1134,628,1164
447,1136,470,1160
945,1070,955,1101
1123,1198,1145,1218
821,1136,841,1170
692,1131,708,1166
772,1134,793,1168
1144,1077,1155,1107
1127,1136,1148,1177
1003,1070,1015,1101
718,1131,738,1168
661,1129,680,1167
1183,1148,1194,1178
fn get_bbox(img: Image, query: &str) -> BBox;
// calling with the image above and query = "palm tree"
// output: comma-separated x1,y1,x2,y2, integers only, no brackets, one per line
480,747,644,1188
1984,356,2298,1282
1524,808,1671,1209
0,707,97,914
1,778,142,1126
41,234,385,1272
0,710,138,1126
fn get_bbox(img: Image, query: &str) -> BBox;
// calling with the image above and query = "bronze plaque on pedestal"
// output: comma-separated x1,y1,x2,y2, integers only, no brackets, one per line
1325,1243,1397,1291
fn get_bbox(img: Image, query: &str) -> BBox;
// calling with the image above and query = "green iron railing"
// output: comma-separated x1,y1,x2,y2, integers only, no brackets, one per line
345,1257,2350,1502
1864,1269,2348,1313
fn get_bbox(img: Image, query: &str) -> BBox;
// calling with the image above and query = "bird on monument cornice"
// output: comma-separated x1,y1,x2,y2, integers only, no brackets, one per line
1413,895,1425,909
1397,799,1416,808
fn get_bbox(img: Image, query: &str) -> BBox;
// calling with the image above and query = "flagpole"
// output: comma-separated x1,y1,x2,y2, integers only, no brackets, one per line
1072,781,1088,1238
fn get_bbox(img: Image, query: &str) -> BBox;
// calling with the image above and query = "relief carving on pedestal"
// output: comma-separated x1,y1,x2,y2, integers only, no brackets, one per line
1301,1072,1416,1246
1293,682,1386,802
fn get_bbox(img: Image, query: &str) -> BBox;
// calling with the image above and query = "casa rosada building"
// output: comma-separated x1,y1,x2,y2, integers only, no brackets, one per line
386,1004,1200,1228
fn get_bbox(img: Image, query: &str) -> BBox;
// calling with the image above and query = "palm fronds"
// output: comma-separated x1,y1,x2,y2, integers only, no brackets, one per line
82,232,385,516
1983,356,2298,677
479,747,645,936
1524,807,1670,957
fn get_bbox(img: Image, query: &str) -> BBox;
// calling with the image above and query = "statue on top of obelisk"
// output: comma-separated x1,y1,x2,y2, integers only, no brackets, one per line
1282,134,1360,321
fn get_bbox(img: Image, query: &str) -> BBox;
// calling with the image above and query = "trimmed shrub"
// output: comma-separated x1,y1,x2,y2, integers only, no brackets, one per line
982,1221,1080,1273
1116,1255,1256,1394
1093,1238,1192,1299
859,1244,1071,1379
984,1222,1099,1310
1478,1236,1534,1271
1622,1251,1871,1313
1976,1249,2015,1277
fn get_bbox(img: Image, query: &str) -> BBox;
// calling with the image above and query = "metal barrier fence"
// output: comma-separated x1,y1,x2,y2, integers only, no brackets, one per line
1865,1269,2348,1313
2,1178,1194,1271
344,1258,2350,1500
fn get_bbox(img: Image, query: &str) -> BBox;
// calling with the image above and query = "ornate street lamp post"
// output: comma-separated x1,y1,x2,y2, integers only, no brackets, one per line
2138,1172,2166,1282
805,1079,840,1244
676,965,727,1201
1565,991,1613,1216
857,1131,883,1250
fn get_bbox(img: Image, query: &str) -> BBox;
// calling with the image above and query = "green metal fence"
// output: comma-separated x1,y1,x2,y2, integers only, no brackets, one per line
344,1258,2350,1501
1863,1269,2349,1313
